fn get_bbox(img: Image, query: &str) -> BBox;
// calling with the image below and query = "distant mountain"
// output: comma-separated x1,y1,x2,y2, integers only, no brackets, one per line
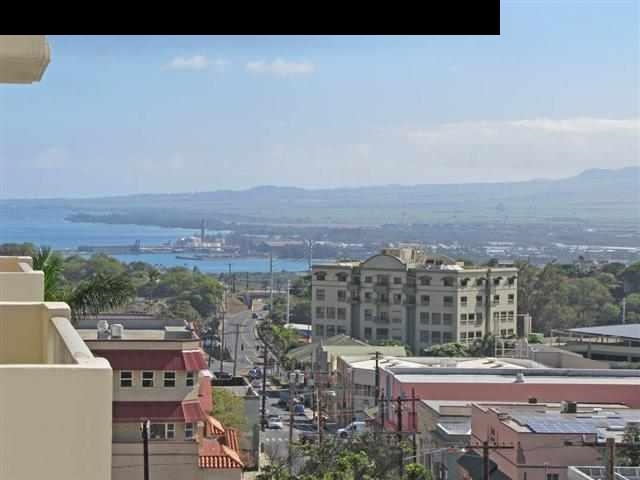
4,167,639,226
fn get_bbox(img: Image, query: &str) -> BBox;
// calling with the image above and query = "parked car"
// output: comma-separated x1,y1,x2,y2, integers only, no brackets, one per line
252,313,258,319
337,421,367,438
267,415,284,430
294,403,306,415
213,371,232,381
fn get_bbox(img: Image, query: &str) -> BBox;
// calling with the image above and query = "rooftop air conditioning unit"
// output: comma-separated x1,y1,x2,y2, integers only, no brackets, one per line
97,320,110,339
110,324,124,339
514,372,525,383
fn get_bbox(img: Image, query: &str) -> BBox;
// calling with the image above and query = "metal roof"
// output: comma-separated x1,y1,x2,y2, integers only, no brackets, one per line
569,324,640,341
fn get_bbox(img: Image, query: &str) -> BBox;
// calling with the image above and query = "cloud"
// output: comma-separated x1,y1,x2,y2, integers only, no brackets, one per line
508,118,640,134
245,58,316,76
166,55,229,72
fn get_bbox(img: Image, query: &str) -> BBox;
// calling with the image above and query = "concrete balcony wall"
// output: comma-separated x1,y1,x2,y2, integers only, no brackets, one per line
0,256,44,302
0,302,113,480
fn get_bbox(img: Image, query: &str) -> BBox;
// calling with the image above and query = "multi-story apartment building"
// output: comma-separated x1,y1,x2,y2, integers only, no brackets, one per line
311,247,520,354
0,256,112,480
78,314,243,480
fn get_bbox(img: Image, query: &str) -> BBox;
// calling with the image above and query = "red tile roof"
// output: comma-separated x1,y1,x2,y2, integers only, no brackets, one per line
92,349,207,371
199,438,244,469
206,415,226,436
199,375,213,413
113,401,207,423
224,428,240,453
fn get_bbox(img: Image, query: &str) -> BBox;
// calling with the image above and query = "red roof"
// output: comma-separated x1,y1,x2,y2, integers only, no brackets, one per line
113,400,207,423
199,375,213,413
93,349,207,371
199,438,244,469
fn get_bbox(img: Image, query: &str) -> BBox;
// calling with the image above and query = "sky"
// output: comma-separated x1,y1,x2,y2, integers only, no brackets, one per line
1,1,639,198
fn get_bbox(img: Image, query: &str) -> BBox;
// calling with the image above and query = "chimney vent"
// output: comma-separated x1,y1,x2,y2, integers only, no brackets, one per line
110,324,124,339
97,320,110,339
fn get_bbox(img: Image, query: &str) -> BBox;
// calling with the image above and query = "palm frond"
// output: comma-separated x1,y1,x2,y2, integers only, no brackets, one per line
32,246,65,301
66,272,135,323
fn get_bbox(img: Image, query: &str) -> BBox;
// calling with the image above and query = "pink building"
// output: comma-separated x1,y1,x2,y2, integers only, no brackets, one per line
379,366,640,432
459,402,640,480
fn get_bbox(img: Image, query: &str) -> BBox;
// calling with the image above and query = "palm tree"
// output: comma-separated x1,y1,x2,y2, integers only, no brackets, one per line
33,246,135,324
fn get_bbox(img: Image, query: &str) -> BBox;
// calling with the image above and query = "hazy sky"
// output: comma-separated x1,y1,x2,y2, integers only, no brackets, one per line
1,1,639,198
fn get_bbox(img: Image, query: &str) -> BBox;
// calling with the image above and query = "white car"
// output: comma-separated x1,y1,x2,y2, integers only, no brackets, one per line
337,421,367,438
267,415,284,430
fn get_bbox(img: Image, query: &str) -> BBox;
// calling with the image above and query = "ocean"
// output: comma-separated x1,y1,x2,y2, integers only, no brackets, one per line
0,204,312,273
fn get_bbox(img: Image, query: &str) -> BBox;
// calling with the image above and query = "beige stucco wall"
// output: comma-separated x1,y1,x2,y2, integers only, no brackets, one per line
0,256,44,302
0,302,112,480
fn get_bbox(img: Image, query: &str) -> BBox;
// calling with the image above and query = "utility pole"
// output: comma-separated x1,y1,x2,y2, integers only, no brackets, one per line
288,374,295,472
219,290,226,374
374,351,380,407
269,251,274,314
246,272,249,291
286,279,290,324
412,388,417,465
260,334,268,432
483,441,490,480
622,297,627,324
141,419,150,480
317,381,323,445
232,324,241,377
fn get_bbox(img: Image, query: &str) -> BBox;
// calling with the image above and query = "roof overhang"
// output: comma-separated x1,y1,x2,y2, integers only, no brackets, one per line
0,36,50,84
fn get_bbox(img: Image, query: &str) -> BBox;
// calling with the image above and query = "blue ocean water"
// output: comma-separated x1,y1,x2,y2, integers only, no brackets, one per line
0,204,312,273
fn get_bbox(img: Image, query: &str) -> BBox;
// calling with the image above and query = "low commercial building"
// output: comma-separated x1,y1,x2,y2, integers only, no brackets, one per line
463,402,640,480
0,257,112,480
553,324,640,366
379,366,640,434
568,466,640,480
79,314,243,480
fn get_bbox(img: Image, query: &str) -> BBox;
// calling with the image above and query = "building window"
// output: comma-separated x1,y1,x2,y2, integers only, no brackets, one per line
150,423,175,440
420,331,430,342
376,328,389,340
164,371,176,387
315,307,325,319
476,295,483,306
364,292,373,302
507,328,514,336
337,308,346,320
443,296,453,307
364,327,372,339
120,371,133,388
185,422,194,440
326,325,336,337
431,331,441,344
394,277,402,285
443,277,455,287
142,371,154,388
337,326,346,334
493,295,500,305
508,311,514,322
494,277,501,286
364,276,373,283
499,311,507,322
500,329,507,337
315,325,325,336
392,317,402,324
443,313,453,325
336,272,349,282
508,276,516,286
493,312,500,322
419,312,429,324
379,311,389,323
546,474,559,480
316,289,325,301
420,295,430,305
443,332,452,343
476,278,484,286
376,275,390,286
393,294,402,304
460,313,467,323
315,272,326,281
364,309,373,321
508,294,514,304
460,296,468,307
431,313,442,325
476,331,483,338
476,312,483,322
338,290,347,302
468,313,475,322
420,276,431,286
460,278,470,287
461,332,467,340
327,307,336,319
186,371,196,387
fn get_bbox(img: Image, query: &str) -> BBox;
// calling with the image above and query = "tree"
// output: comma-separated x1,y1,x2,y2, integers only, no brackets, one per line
618,423,640,466
405,463,433,480
469,333,496,356
423,342,469,357
371,339,413,356
514,261,539,317
568,277,614,326
32,246,134,323
212,388,246,431
622,262,640,294
0,242,37,256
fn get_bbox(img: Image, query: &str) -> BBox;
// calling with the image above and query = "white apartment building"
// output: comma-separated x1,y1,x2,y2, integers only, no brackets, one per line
311,247,519,355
